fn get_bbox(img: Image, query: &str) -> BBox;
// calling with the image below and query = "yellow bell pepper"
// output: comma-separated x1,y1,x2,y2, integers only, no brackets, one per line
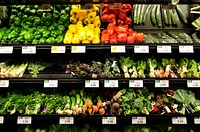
87,24,94,30
93,27,100,35
93,20,101,28
92,36,100,44
76,24,83,32
93,6,99,14
86,29,94,41
64,36,73,44
76,20,83,25
82,39,91,44
70,9,78,18
84,18,91,25
65,31,73,38
70,16,77,24
78,29,87,41
68,24,77,34
88,12,96,21
71,5,80,10
94,4,100,8
94,16,100,21
72,36,80,44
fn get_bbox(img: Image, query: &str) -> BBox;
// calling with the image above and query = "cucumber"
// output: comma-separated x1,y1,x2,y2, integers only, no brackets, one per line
175,33,186,43
146,33,160,43
144,34,154,43
143,5,152,23
137,4,141,24
151,6,157,26
134,4,138,24
140,5,146,24
156,5,162,27
176,5,188,24
161,33,178,43
172,9,179,25
163,10,168,25
192,33,200,43
168,32,184,43
166,10,172,25
182,33,193,43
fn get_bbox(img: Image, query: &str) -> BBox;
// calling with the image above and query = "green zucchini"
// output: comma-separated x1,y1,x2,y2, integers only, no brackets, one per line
168,32,184,43
140,5,146,24
172,9,179,25
143,5,152,23
146,33,160,43
144,34,154,43
182,33,193,43
151,6,157,26
166,10,172,25
137,4,141,24
161,33,178,43
176,5,188,24
192,33,200,43
175,33,186,43
134,4,138,24
163,10,168,25
156,5,162,27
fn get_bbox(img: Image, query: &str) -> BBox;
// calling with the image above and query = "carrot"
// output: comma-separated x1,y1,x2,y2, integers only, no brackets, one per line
99,108,105,115
92,105,99,114
97,96,103,108
82,105,87,114
84,98,93,108
88,107,93,115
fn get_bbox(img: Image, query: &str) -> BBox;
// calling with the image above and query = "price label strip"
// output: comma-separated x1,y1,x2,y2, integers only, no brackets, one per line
85,80,99,88
71,46,86,53
114,3,122,9
157,45,172,53
22,46,36,54
172,117,187,124
0,80,9,88
59,117,74,124
44,80,58,88
111,46,126,53
102,117,116,124
187,80,200,87
129,80,143,88
194,117,200,124
155,80,169,88
51,46,66,53
0,116,4,124
179,46,194,53
38,4,51,11
17,116,32,124
104,80,118,88
0,46,13,54
134,46,149,53
81,3,93,10
132,117,146,124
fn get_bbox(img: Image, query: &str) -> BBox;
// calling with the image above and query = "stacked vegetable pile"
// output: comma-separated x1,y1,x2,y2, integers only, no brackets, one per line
0,5,70,44
101,4,144,44
0,6,8,26
63,5,101,44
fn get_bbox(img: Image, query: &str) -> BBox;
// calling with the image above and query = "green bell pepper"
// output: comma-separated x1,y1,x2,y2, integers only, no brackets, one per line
57,25,65,32
56,35,63,44
8,31,18,40
48,26,55,31
32,39,39,44
46,37,55,44
24,33,34,41
43,30,51,38
33,17,40,26
39,37,46,44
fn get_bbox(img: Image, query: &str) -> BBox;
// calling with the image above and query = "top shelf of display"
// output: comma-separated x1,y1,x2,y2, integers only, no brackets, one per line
0,0,199,5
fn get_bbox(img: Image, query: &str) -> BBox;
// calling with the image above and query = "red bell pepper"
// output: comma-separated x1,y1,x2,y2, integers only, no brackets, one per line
118,9,127,20
107,23,115,36
128,29,136,36
117,19,125,25
101,14,109,22
102,4,109,11
127,35,135,44
110,33,118,44
135,33,144,42
122,4,133,13
116,25,129,34
102,6,109,15
101,34,110,44
108,14,116,23
125,17,132,25
101,30,108,35
118,33,127,43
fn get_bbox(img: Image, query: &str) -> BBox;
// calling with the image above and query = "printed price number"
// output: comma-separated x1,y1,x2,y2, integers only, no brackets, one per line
111,46,126,53
129,80,143,88
157,45,172,53
0,46,13,54
85,80,99,88
114,3,122,9
104,80,118,88
194,117,200,124
102,117,116,124
38,4,51,11
179,46,194,53
59,117,74,124
0,80,9,87
22,46,36,54
187,80,200,87
132,117,146,124
71,46,86,53
172,117,187,124
0,116,4,124
17,116,32,124
44,80,58,88
51,46,66,53
155,80,169,87
134,46,149,53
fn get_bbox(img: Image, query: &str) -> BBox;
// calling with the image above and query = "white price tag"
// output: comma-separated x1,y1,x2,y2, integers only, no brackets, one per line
0,80,9,87
134,46,149,53
22,46,36,54
157,45,171,53
0,46,13,54
129,80,143,87
179,46,194,53
104,80,118,87
132,117,146,124
194,117,200,124
0,116,4,124
155,80,169,87
102,117,116,124
59,117,74,124
111,46,126,53
51,46,66,53
172,117,187,124
71,46,86,53
85,80,99,88
187,80,200,87
114,3,122,9
44,80,58,88
17,116,32,124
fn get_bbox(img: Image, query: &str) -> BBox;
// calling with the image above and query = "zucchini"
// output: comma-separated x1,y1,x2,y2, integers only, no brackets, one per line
166,10,172,25
151,6,157,26
140,5,146,24
163,10,168,25
161,33,178,43
137,4,141,24
144,34,154,43
134,4,138,24
156,5,162,27
192,33,200,43
146,33,160,43
172,9,179,25
182,33,193,43
175,33,187,43
143,5,152,23
176,5,188,24
168,32,185,43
